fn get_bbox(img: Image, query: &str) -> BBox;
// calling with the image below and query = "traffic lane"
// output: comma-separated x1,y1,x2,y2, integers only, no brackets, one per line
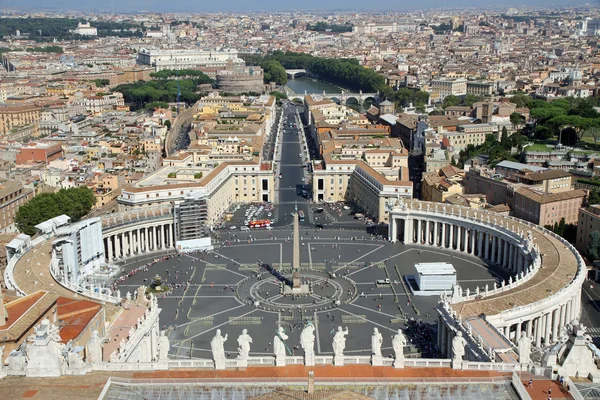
581,282,600,330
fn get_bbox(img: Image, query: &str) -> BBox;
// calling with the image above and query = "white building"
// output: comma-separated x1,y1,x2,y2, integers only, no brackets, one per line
73,22,98,36
51,217,105,284
136,48,244,71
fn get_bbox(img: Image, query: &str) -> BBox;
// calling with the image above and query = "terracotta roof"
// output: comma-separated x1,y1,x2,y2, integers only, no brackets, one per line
514,187,586,204
56,297,102,343
521,169,571,181
0,290,54,342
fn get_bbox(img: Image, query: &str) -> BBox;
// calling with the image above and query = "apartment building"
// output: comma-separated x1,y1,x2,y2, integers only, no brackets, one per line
0,181,34,233
0,104,40,135
430,78,467,101
466,81,494,96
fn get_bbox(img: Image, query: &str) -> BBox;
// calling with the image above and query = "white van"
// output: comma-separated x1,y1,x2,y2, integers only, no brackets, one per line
240,226,250,231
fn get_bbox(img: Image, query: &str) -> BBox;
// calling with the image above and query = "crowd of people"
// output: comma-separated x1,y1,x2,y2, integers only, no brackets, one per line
404,318,438,358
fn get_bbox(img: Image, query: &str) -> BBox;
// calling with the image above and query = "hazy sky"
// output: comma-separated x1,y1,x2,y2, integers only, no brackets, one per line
0,0,585,12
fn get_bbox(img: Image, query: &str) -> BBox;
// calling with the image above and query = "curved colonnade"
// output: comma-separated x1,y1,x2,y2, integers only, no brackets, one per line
388,199,585,350
102,207,176,263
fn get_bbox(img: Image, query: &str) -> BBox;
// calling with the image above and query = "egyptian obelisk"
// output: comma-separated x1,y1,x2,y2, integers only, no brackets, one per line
292,212,301,289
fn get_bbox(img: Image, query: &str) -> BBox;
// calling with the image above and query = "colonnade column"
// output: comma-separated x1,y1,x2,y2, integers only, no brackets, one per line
449,225,454,250
441,223,446,248
535,316,542,347
417,219,423,243
552,308,560,343
106,237,113,262
477,231,483,257
544,312,552,345
508,243,515,271
485,233,490,260
404,218,413,244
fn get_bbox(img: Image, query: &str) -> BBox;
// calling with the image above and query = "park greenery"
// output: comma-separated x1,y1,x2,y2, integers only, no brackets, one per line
15,187,96,236
26,45,63,53
113,69,213,110
306,22,353,32
243,51,387,93
457,129,529,168
517,95,600,144
0,18,143,41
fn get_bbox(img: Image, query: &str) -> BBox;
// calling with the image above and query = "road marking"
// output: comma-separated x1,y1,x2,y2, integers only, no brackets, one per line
338,308,397,333
347,302,399,319
174,303,246,329
181,309,257,343
333,245,385,274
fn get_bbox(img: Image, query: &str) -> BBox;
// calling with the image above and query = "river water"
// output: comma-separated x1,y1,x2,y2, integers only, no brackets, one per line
285,77,371,112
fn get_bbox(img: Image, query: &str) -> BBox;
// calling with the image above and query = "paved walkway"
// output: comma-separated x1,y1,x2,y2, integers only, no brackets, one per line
522,379,572,399
12,240,120,318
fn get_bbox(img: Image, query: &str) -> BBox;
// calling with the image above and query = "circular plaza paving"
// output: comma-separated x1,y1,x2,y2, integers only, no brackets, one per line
113,228,510,360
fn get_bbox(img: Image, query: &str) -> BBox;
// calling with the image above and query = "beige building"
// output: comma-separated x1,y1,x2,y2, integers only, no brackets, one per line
313,157,412,224
466,81,494,96
430,78,467,101
512,187,586,227
119,159,274,226
0,104,40,135
421,172,463,203
576,205,600,257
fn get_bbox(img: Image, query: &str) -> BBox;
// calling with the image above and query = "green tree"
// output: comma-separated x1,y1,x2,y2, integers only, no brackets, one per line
164,120,171,129
510,112,525,126
463,94,480,108
442,95,460,109
589,189,600,205
501,127,509,148
15,187,96,235
587,231,600,260
94,78,110,88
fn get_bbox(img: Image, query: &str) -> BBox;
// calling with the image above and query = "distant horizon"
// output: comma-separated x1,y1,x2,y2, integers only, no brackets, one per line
0,0,593,14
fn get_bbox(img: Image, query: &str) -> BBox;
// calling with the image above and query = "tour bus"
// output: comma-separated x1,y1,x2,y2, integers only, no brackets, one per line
248,219,271,228
298,210,305,222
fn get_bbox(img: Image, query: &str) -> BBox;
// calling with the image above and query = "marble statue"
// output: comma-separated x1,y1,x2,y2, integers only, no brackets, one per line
371,328,383,357
274,326,288,366
210,329,228,369
300,321,315,357
109,350,119,363
237,329,253,359
451,331,467,367
86,330,103,363
517,334,531,364
392,329,407,368
158,330,170,361
332,326,349,357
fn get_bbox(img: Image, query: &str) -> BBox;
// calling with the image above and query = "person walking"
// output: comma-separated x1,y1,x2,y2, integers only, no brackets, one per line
528,379,533,389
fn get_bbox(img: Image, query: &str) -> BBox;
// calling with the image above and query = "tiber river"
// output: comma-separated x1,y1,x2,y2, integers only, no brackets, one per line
285,77,373,113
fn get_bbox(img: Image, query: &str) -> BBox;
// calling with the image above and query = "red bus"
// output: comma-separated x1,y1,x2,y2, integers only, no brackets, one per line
248,219,271,228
